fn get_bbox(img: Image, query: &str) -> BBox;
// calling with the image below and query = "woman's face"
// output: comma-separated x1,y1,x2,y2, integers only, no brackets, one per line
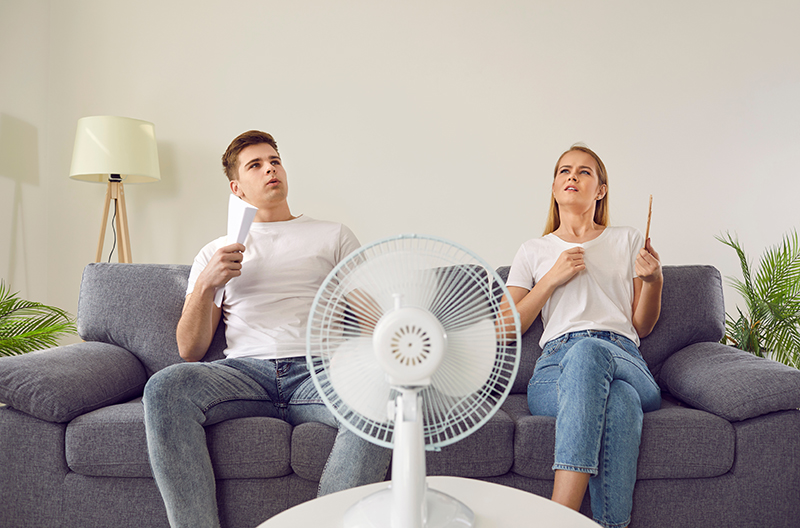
551,149,606,210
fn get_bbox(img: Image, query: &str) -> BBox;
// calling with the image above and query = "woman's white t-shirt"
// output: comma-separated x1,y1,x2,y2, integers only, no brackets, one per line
506,226,645,348
187,215,360,360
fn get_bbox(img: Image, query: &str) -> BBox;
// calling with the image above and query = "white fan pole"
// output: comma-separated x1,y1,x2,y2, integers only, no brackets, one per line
391,388,426,528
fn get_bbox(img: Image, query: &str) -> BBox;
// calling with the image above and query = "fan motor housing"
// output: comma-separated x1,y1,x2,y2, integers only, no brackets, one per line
372,306,446,385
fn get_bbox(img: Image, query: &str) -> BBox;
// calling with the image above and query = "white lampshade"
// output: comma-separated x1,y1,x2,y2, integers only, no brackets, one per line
69,116,161,184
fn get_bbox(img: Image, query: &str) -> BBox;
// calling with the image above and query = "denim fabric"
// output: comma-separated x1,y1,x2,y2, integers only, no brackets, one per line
527,331,661,528
143,356,391,528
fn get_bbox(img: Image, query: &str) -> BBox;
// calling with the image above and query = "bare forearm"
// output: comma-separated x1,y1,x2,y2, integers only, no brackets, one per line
632,278,662,338
500,281,556,341
176,283,220,362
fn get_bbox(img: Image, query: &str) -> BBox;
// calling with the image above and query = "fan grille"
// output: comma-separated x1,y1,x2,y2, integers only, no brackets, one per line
307,234,520,449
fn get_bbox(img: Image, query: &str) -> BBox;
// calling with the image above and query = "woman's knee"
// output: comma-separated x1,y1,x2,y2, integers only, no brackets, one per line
560,338,613,375
607,380,643,424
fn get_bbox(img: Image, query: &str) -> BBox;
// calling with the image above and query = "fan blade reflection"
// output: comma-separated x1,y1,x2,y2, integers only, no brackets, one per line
329,336,392,423
431,318,496,397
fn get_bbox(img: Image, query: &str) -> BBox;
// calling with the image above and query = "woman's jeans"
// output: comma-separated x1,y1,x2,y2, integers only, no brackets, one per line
527,331,661,528
143,356,392,528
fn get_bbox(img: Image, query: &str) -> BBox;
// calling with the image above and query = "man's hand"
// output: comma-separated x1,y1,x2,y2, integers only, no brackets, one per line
194,243,246,292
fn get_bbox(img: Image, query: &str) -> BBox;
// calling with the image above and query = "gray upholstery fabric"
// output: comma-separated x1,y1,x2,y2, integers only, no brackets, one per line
503,394,735,480
3,262,800,528
0,407,69,526
0,342,147,423
660,341,800,421
66,399,296,480
427,410,515,477
66,399,151,477
77,263,227,374
640,265,726,379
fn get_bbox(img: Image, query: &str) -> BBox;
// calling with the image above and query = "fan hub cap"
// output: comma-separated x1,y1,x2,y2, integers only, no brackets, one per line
372,305,446,385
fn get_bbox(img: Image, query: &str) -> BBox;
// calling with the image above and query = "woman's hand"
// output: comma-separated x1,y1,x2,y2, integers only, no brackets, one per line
500,247,586,339
541,247,586,290
635,239,662,283
632,239,663,338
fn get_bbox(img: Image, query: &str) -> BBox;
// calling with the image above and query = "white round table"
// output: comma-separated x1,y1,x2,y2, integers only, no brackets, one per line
258,476,600,527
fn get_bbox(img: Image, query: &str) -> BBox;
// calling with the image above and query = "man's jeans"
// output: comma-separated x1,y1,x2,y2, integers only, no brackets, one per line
143,356,392,528
527,331,661,528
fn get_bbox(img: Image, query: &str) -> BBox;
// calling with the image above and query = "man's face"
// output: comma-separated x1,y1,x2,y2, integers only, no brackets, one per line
230,143,288,208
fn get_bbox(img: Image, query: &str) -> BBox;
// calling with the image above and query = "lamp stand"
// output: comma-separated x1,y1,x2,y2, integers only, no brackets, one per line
96,179,132,263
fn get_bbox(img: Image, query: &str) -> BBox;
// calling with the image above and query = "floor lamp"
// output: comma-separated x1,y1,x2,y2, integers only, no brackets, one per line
69,116,161,263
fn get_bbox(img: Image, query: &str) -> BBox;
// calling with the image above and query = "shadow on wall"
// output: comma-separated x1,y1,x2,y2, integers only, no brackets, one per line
0,113,40,291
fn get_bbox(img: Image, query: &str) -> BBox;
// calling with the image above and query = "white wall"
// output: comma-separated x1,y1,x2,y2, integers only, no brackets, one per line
2,0,799,333
0,0,49,301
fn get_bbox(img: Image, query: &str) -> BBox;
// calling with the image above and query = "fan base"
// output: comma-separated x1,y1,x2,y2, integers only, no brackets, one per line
343,485,475,528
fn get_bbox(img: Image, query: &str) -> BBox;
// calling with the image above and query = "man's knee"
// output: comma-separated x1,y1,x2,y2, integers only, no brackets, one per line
143,363,203,408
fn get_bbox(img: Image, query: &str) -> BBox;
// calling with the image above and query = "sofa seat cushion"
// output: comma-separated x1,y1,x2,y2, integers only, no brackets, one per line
502,394,734,480
65,399,294,479
426,409,515,478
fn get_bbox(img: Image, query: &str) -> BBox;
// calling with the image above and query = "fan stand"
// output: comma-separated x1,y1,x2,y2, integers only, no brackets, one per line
342,387,475,528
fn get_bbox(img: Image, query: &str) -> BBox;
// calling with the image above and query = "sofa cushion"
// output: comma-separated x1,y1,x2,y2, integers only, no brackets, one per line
660,342,800,422
66,399,293,479
426,410,515,478
0,342,147,423
639,265,725,379
502,394,734,480
77,263,227,376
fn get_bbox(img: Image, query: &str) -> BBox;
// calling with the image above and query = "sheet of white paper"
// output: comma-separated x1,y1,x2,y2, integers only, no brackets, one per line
214,195,258,307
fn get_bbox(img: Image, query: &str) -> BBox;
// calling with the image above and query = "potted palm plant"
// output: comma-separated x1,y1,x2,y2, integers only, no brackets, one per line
716,230,800,368
0,281,78,356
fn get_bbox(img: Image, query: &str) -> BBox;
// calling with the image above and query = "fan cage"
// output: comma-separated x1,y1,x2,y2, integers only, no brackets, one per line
307,234,520,449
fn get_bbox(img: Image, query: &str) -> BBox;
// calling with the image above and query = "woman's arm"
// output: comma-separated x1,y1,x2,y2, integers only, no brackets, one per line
632,239,663,338
499,247,586,339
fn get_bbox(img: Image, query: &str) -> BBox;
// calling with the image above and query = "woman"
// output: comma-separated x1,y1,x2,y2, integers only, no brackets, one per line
502,145,662,528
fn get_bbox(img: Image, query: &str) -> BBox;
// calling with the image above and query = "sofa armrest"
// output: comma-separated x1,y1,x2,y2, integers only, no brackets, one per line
0,342,147,423
659,341,800,421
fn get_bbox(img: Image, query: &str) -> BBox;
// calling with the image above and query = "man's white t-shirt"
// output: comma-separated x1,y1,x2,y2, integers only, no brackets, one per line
187,215,360,360
506,226,645,348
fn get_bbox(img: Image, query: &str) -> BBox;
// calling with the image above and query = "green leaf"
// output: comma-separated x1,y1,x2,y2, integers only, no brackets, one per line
718,230,800,368
0,280,78,357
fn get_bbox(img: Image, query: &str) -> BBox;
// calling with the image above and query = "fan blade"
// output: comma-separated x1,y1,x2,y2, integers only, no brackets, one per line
328,337,392,423
431,318,497,397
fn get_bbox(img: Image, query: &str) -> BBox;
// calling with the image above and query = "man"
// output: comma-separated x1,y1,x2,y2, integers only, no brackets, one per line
143,130,391,528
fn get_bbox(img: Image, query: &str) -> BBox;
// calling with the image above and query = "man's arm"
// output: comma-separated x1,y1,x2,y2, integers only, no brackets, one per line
176,243,245,361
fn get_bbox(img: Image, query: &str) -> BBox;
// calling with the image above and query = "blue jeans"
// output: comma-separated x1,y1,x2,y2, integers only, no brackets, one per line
527,331,661,528
143,356,392,528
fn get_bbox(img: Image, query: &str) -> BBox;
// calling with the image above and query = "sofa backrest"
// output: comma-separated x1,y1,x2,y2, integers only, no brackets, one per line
496,264,726,393
77,263,226,376
77,263,725,386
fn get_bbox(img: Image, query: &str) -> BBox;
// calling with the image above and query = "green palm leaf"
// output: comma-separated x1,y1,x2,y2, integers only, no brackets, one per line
0,281,78,357
717,230,800,368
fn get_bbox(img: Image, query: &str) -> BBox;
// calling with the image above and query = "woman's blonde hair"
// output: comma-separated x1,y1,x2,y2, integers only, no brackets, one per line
542,144,609,235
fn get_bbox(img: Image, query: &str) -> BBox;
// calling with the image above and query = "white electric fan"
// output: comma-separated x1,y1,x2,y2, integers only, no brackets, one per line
307,234,521,528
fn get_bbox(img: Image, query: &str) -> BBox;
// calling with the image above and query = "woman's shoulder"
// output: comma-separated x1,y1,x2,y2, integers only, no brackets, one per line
603,226,645,249
518,233,561,251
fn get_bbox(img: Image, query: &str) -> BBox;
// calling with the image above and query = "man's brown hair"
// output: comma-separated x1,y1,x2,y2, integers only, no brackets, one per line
221,130,279,181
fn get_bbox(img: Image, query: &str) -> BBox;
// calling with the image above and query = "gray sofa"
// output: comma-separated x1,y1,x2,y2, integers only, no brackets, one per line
1,262,800,527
